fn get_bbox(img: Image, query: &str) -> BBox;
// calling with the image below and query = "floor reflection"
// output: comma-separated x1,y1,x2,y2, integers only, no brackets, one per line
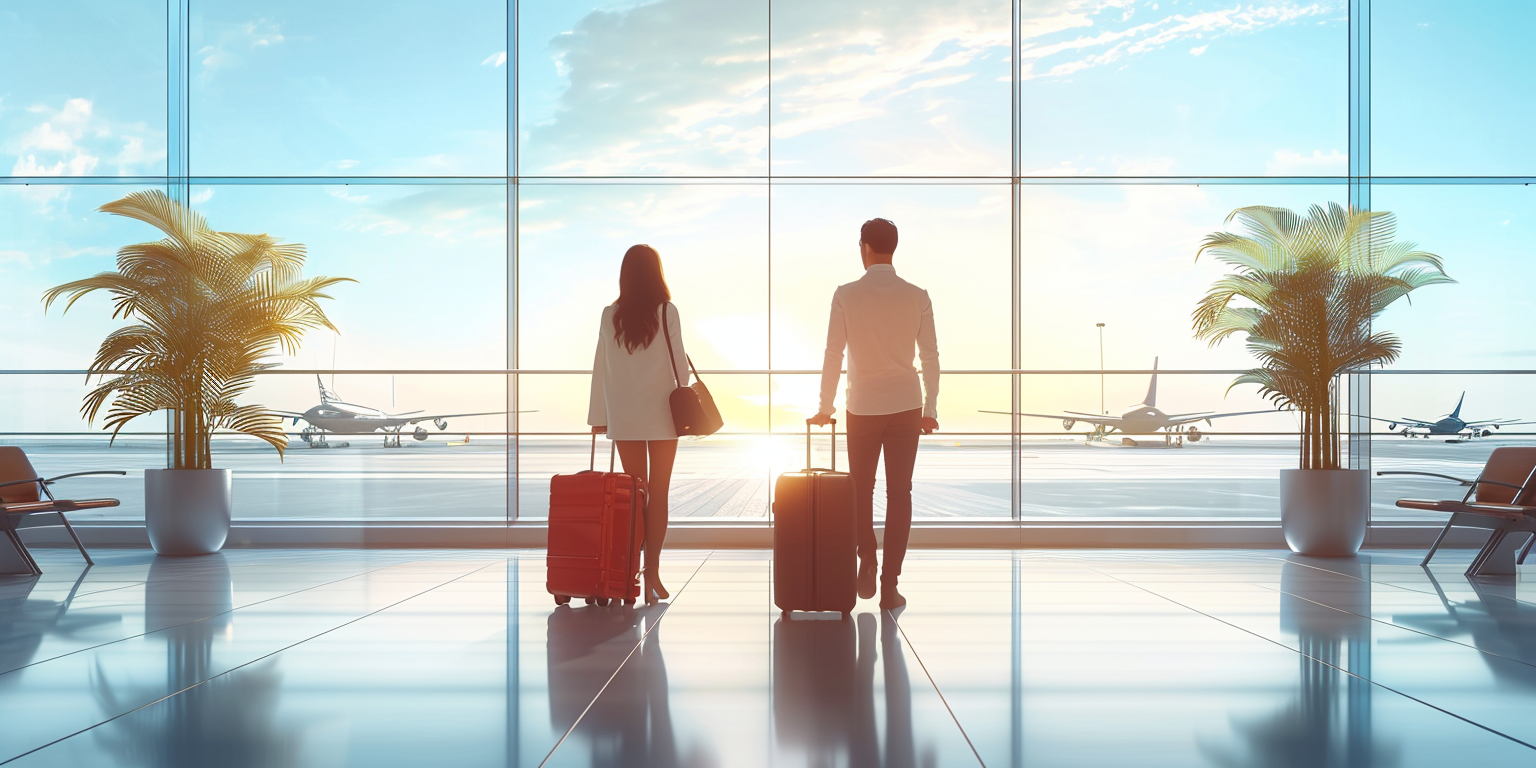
90,554,302,768
549,602,706,767
1395,570,1536,689
774,610,926,768
1203,556,1400,768
0,568,117,674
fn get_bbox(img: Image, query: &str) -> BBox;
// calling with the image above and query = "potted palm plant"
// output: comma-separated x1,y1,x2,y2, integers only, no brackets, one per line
1193,203,1452,556
44,190,350,556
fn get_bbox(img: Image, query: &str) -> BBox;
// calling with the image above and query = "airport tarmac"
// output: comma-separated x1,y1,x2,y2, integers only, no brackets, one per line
7,434,1521,523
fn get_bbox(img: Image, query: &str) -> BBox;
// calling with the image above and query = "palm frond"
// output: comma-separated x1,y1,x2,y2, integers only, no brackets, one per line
43,189,348,468
1193,203,1449,469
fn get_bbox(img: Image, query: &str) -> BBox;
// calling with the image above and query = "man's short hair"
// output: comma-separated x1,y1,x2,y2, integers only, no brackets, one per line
860,218,898,255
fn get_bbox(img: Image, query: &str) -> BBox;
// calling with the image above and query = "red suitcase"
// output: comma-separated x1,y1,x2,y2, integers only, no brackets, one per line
773,420,857,618
547,436,646,606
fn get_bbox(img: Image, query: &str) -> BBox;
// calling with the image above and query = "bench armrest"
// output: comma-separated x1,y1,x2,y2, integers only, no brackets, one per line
1376,471,1473,486
43,471,128,485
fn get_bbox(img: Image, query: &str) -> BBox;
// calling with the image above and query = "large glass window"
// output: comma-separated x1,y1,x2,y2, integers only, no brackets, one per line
769,0,1012,177
2,1,1524,528
518,1,770,177
1018,2,1347,177
0,1,167,178
190,0,508,175
1373,0,1536,176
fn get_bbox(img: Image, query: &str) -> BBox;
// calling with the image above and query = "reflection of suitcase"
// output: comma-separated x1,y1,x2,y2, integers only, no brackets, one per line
773,421,857,617
547,436,646,606
772,614,857,750
546,604,644,732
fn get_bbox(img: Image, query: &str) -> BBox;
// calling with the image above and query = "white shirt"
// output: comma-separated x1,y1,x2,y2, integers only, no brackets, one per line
819,264,940,418
588,302,689,441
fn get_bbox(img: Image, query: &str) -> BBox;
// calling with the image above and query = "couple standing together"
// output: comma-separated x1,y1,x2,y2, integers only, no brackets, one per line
588,218,940,610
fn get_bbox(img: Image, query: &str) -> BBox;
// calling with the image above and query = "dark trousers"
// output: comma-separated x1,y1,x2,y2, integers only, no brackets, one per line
846,408,920,587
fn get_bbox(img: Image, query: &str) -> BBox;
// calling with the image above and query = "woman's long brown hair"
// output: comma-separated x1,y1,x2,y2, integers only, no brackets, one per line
612,244,671,353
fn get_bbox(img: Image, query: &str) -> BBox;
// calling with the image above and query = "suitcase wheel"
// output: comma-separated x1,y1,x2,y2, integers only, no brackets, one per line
585,597,596,606
553,594,571,606
595,597,611,607
623,597,636,606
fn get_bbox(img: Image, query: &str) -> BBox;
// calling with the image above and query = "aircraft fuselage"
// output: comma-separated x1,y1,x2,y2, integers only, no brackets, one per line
1114,406,1176,435
300,402,413,434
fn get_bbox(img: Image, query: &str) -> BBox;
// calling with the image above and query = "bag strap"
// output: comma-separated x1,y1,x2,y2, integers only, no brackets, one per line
661,302,684,388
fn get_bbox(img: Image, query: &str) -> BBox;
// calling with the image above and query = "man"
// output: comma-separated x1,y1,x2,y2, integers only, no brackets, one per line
810,217,939,611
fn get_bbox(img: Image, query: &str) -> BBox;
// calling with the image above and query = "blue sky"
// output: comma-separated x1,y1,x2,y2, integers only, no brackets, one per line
2,0,1530,433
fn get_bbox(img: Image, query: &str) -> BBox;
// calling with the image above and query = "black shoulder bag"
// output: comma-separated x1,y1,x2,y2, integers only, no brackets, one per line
661,304,724,437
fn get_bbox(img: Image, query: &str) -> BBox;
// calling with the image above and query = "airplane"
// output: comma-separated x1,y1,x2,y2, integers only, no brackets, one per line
1368,393,1535,443
981,358,1276,447
275,376,522,448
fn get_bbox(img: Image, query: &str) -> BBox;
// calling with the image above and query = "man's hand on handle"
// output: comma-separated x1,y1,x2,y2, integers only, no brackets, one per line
807,412,834,428
920,417,939,435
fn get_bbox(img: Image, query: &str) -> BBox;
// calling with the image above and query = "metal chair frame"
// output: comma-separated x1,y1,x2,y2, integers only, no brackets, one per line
0,471,125,576
1381,455,1536,577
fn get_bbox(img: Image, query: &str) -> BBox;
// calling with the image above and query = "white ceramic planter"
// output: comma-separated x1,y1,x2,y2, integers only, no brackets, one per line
144,468,232,556
1280,468,1370,556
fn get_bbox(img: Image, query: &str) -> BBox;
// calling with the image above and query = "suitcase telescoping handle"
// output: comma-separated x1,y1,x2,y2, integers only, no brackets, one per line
589,433,616,473
804,418,837,472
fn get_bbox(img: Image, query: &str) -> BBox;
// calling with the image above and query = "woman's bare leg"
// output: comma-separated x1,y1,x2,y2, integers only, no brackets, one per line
643,439,679,601
615,440,650,485
614,441,651,600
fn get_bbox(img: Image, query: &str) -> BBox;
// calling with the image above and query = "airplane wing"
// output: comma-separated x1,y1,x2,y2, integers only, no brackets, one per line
401,410,537,425
1465,419,1536,428
1360,416,1435,427
979,410,1125,428
1164,409,1277,425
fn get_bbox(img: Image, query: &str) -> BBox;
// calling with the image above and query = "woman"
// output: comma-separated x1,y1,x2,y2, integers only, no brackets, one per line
589,244,688,604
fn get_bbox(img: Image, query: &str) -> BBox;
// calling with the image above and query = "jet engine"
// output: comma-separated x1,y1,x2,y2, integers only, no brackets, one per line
1482,429,1494,438
1388,422,1398,431
1062,419,1076,430
435,418,448,431
1187,426,1202,443
413,426,430,441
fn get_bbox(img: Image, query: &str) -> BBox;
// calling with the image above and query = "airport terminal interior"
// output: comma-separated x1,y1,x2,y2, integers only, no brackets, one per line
5,1,1536,765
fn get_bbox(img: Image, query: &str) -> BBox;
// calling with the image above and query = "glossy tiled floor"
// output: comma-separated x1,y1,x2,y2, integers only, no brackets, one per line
3,548,1536,767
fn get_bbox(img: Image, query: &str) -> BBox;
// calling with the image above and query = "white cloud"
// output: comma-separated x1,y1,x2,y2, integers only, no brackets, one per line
528,0,1027,175
328,188,370,204
12,152,98,176
0,250,29,266
1115,156,1179,176
6,97,163,181
1189,44,1208,55
1265,148,1347,175
197,19,285,79
190,189,215,205
482,51,507,67
341,187,505,243
1021,2,1338,80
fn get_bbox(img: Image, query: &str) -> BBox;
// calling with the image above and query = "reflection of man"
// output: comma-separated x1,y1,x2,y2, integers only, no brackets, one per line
811,218,940,610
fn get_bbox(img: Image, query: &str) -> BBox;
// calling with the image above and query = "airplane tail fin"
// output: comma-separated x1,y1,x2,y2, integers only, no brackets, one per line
317,374,339,404
1451,391,1465,419
1141,357,1159,407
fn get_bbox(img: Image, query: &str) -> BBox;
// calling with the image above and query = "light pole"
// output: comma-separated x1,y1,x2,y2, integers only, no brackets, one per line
1096,323,1106,415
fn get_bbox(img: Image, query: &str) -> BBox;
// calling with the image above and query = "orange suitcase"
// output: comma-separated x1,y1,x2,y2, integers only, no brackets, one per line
773,421,857,617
